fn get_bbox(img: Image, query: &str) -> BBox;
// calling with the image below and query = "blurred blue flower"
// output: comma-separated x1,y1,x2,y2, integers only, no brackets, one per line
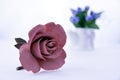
84,6,90,11
90,11,100,19
86,16,93,21
70,16,80,23
71,9,78,15
77,7,82,12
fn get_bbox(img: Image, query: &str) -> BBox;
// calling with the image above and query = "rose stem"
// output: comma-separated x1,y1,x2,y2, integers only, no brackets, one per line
16,66,24,70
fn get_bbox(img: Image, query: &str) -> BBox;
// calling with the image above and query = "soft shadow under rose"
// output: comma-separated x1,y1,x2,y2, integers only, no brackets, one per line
15,22,67,73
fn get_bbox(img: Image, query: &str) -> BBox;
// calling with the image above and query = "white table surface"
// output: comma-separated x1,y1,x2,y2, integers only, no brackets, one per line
0,39,120,80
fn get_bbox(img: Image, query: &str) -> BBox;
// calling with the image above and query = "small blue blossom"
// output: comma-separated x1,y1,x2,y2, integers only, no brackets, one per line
90,11,100,19
84,6,90,11
86,16,93,21
77,7,82,12
70,16,80,23
71,9,78,15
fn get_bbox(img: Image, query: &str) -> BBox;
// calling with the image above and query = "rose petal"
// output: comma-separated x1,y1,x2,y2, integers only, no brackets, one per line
45,22,67,47
28,22,66,48
40,39,50,56
31,40,45,60
44,48,62,59
28,24,45,45
39,49,66,70
46,39,57,51
19,44,40,73
40,39,61,59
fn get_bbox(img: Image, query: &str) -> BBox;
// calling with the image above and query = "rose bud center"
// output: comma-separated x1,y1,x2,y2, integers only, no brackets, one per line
46,41,57,54
47,41,56,48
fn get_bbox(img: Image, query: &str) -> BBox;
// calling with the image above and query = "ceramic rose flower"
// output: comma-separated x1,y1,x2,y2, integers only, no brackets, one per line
15,22,67,73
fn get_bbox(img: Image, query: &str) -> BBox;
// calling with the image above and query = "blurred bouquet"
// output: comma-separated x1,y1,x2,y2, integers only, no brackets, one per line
70,6,102,29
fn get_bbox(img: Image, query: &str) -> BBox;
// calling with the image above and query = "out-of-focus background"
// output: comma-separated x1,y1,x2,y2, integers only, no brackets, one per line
0,0,120,80
0,0,120,43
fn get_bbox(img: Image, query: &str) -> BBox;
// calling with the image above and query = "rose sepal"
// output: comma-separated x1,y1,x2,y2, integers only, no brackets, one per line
14,38,27,49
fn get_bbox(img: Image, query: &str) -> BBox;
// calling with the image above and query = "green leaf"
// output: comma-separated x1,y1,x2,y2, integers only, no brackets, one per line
88,24,99,29
77,12,86,27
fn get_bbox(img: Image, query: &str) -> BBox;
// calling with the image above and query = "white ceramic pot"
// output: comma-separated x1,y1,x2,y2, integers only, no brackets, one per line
68,28,95,51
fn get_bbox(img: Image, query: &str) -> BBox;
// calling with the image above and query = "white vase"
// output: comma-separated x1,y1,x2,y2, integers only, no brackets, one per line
68,28,95,51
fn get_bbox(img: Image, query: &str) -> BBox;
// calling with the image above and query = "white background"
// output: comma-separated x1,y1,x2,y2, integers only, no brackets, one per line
0,0,120,80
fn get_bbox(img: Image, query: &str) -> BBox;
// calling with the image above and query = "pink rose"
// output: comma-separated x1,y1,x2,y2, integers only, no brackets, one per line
15,22,67,73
